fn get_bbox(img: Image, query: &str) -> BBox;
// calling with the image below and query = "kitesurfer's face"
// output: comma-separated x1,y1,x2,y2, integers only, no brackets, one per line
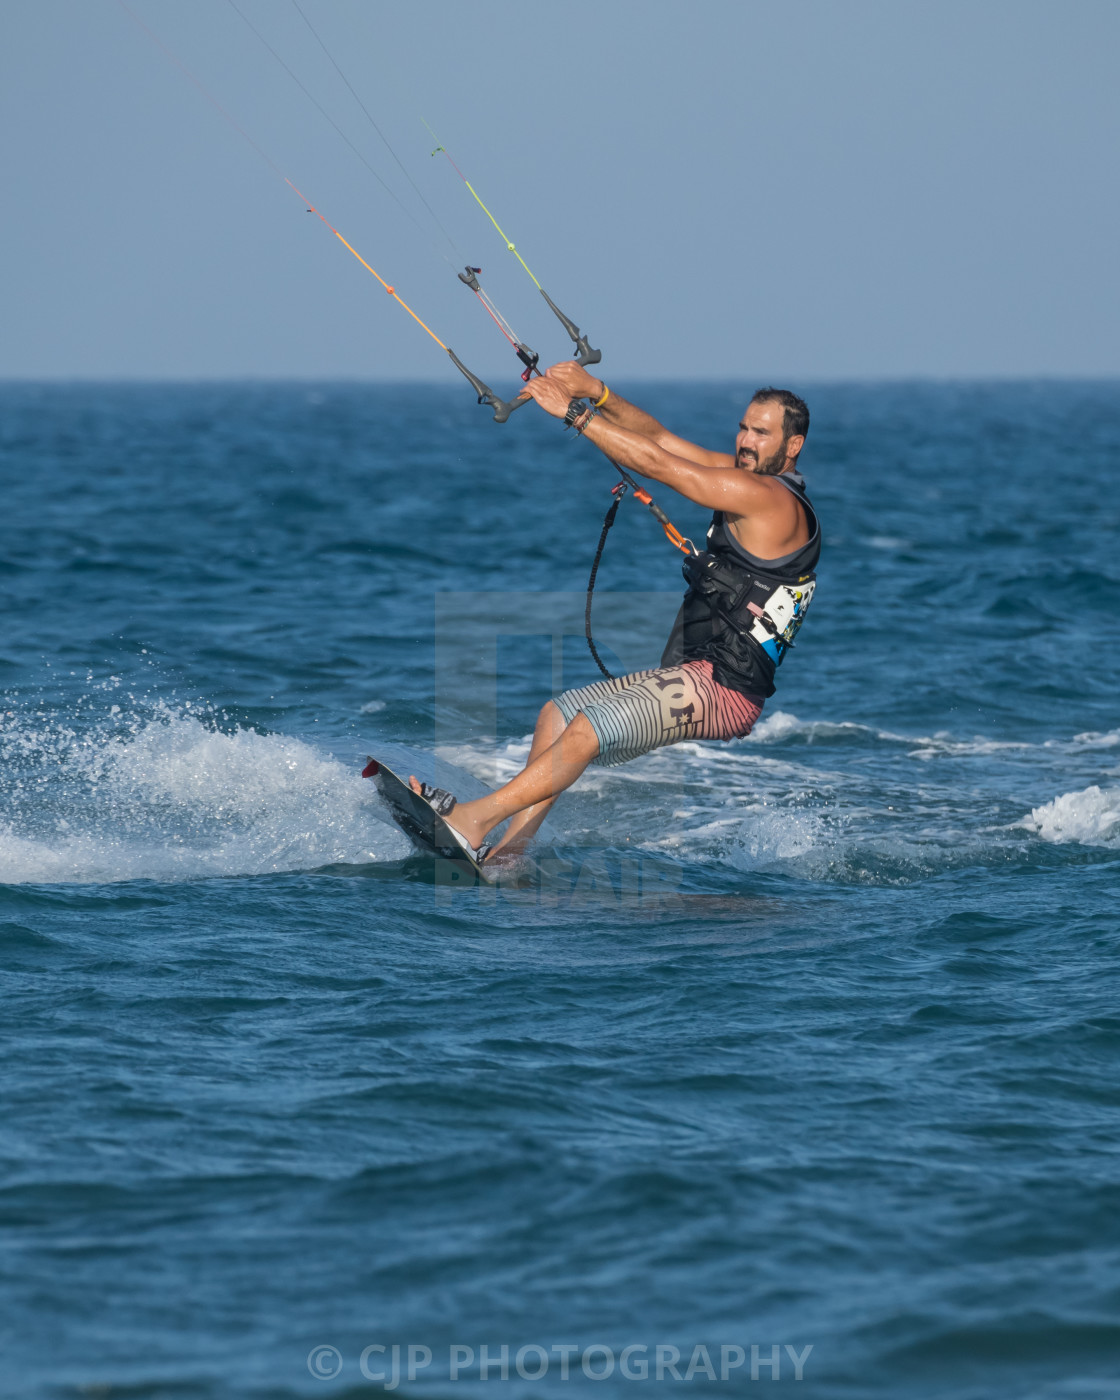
736,401,791,475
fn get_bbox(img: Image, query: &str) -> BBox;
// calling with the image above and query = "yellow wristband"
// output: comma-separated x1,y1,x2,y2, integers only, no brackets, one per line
593,383,610,408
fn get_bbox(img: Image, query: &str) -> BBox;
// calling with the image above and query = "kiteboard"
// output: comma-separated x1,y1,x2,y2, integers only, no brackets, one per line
362,756,489,880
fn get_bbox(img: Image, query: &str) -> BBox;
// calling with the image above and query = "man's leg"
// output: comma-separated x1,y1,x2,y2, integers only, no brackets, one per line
486,701,568,856
406,662,763,857
410,705,600,851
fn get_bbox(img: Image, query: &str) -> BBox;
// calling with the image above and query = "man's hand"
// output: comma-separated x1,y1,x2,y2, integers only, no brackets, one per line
541,361,604,402
520,374,579,419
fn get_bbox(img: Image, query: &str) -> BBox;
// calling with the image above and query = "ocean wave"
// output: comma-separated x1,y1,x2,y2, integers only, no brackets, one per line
667,802,1030,886
9,696,1115,888
1022,785,1120,848
1064,728,1120,749
442,733,1043,886
749,710,1120,762
748,708,1034,758
747,710,881,745
0,702,406,885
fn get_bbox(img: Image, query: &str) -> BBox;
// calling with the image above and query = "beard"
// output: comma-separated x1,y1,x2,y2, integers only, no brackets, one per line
737,438,789,476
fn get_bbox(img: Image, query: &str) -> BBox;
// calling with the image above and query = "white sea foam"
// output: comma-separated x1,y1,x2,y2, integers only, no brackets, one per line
454,710,1116,779
748,709,1039,760
436,737,533,788
723,805,830,868
747,710,806,742
0,705,407,885
1065,728,1120,750
1022,785,1120,847
748,710,880,746
904,734,1032,761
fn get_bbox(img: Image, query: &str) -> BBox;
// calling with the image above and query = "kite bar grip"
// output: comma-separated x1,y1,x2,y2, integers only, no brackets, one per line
539,288,601,368
447,349,530,423
492,393,530,423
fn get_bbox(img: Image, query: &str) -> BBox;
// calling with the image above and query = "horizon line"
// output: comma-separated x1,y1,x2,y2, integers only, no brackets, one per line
3,373,1120,387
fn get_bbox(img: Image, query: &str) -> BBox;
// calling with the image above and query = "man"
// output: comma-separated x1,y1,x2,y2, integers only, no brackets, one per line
409,362,820,864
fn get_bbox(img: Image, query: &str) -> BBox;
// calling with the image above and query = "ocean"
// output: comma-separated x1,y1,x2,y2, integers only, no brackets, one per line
2,380,1118,1398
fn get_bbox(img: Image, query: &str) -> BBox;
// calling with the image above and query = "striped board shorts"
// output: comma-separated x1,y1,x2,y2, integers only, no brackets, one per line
553,659,764,767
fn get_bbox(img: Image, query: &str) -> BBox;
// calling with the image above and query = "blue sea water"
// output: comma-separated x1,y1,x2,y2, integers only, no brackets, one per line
1,380,1119,1399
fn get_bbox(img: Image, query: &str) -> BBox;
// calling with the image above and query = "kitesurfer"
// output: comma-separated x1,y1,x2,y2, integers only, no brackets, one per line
409,363,820,864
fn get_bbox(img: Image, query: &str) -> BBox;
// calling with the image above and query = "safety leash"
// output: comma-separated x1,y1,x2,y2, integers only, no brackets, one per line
583,460,695,680
584,483,629,679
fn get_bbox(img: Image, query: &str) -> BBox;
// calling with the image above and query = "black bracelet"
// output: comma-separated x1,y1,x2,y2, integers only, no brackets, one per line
563,398,585,429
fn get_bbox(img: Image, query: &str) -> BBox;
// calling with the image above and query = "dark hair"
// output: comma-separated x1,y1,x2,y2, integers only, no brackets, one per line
750,387,809,441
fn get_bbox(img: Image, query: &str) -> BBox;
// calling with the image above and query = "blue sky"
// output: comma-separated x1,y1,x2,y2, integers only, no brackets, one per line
2,0,1118,379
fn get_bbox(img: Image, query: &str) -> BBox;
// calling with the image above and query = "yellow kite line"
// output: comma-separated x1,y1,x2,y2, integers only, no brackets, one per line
423,120,543,291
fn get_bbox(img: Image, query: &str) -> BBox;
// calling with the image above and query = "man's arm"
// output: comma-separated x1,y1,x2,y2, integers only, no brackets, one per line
521,373,776,518
539,361,732,471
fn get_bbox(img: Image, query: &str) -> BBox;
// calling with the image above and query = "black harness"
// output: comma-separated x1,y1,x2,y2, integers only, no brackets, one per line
660,474,820,699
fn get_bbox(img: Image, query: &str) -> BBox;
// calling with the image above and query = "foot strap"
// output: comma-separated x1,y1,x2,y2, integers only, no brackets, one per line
417,782,457,818
418,783,492,866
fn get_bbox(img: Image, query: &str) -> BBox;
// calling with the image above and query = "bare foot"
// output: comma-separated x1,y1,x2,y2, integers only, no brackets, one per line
408,776,488,853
